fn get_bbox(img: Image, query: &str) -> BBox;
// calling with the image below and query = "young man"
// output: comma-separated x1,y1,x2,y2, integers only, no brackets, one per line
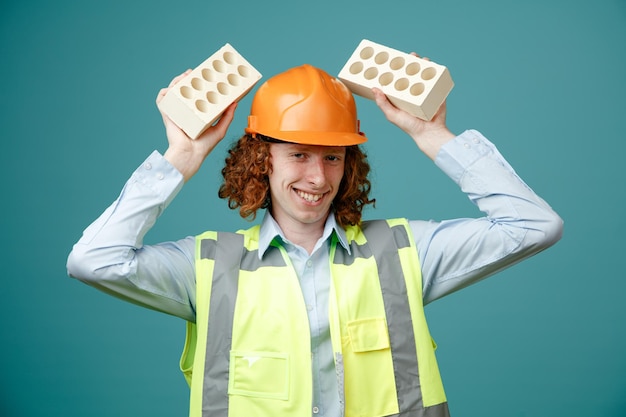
67,63,563,417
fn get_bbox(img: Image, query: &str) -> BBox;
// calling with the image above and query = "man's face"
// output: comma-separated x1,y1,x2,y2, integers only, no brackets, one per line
268,142,346,232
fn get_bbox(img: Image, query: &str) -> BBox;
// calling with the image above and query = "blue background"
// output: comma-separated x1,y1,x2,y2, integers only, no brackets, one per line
1,0,625,416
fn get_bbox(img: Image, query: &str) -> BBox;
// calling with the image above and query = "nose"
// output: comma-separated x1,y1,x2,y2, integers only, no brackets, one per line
306,157,326,187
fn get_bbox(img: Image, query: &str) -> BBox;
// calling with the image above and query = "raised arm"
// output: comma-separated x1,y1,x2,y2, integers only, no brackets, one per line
372,60,563,305
66,72,238,321
159,70,237,181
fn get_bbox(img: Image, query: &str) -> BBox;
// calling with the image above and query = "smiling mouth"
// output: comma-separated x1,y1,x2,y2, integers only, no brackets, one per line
295,189,325,203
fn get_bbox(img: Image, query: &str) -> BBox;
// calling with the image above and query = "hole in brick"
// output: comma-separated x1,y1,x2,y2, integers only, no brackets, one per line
227,73,241,86
364,67,378,80
410,83,425,96
238,65,250,77
206,91,219,104
390,57,405,70
421,67,437,80
394,78,409,91
360,46,374,60
213,60,226,73
191,77,203,90
378,72,394,86
375,51,389,65
349,61,364,75
223,51,236,65
196,100,209,113
217,82,229,95
202,68,215,82
180,86,193,99
406,62,421,76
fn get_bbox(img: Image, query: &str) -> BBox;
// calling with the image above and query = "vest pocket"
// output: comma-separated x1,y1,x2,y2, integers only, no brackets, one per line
228,350,290,400
343,317,397,417
347,317,390,352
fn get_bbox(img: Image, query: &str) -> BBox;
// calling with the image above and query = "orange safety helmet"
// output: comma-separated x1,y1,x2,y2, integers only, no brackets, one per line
245,64,367,146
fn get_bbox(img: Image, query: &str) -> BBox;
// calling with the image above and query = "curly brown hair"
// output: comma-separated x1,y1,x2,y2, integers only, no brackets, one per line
218,134,375,227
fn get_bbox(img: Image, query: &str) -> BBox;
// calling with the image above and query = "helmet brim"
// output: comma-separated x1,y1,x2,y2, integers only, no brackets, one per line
245,128,367,146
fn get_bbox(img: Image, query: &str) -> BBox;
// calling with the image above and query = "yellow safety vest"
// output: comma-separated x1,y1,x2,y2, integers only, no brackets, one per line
180,218,449,417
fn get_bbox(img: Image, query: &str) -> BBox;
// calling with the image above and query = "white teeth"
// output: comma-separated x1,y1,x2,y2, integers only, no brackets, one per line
297,190,323,202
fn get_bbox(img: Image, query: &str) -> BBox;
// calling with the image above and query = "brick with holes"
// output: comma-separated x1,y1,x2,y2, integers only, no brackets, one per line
338,39,453,121
158,43,262,139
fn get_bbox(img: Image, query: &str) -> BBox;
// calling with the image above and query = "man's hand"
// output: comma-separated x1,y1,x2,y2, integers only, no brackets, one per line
157,70,237,182
372,53,455,160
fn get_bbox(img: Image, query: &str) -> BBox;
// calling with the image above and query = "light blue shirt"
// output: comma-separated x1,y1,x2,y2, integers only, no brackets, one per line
67,129,563,416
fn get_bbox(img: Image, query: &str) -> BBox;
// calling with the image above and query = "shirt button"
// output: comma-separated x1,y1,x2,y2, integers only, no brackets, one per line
463,143,470,149
144,162,152,170
473,137,480,144
312,406,320,414
306,260,313,268
157,173,164,180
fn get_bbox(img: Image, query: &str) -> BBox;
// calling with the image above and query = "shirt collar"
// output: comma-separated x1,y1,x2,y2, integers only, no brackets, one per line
257,211,351,259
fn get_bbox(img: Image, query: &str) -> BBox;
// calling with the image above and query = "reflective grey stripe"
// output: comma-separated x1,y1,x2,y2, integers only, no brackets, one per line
331,223,408,266
200,238,217,260
241,244,287,270
201,240,286,270
417,402,450,417
199,234,288,417
201,232,243,417
361,221,422,412
390,223,411,249
332,237,372,266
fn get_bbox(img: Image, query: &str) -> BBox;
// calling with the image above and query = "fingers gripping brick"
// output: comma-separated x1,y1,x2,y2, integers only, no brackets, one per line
158,44,262,139
338,39,454,121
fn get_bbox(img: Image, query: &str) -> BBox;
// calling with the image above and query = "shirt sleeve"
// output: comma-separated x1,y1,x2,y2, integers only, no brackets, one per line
66,151,198,322
411,129,563,305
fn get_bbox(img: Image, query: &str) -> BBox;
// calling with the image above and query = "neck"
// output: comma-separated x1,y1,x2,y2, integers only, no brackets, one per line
273,214,330,255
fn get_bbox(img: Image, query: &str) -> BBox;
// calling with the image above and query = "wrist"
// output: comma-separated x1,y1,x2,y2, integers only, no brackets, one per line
163,147,203,182
412,126,456,160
